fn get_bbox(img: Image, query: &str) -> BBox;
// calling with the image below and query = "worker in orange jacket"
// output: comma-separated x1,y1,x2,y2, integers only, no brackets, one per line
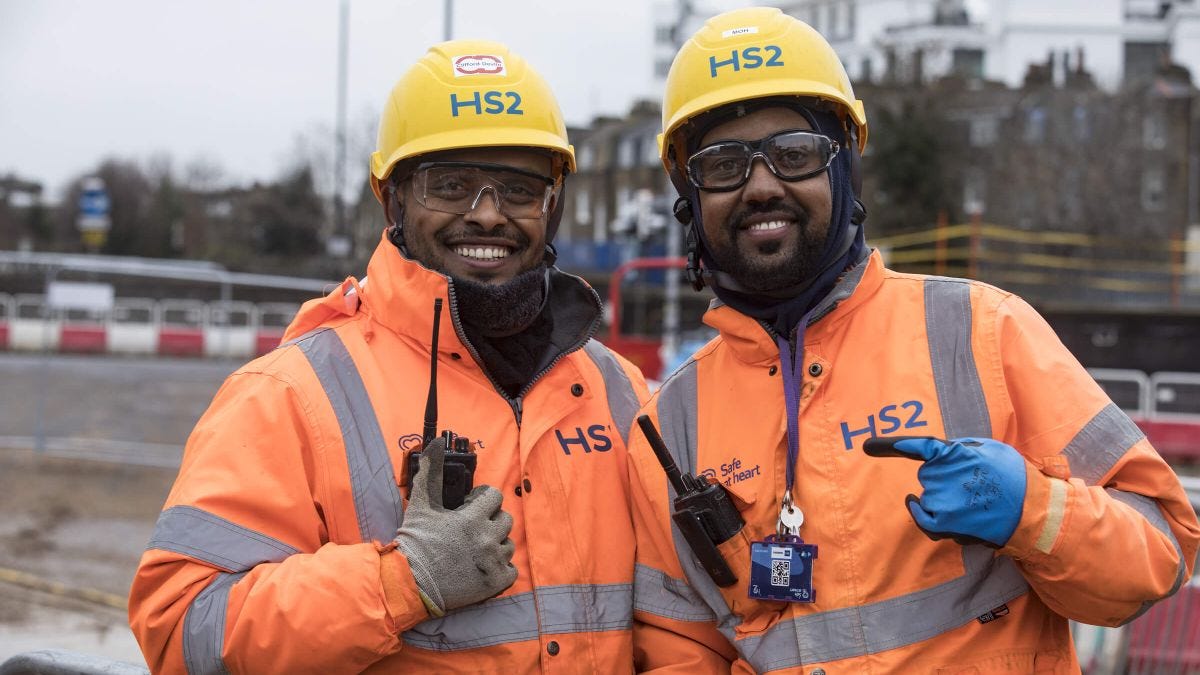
128,41,649,674
628,8,1200,673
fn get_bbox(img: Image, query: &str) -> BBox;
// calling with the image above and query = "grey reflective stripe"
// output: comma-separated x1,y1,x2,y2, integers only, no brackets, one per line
656,363,701,482
655,363,745,648
582,339,640,446
538,583,633,633
298,328,402,542
924,279,991,438
740,550,1028,671
634,563,717,623
1062,403,1147,484
402,583,632,651
183,571,245,675
1107,487,1188,623
147,505,298,573
1059,406,1176,622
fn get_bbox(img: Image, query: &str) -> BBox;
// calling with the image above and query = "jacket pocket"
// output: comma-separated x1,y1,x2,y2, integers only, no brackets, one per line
712,521,788,637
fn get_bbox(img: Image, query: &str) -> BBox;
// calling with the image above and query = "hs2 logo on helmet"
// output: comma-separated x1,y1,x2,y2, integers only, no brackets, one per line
450,91,525,117
709,45,784,78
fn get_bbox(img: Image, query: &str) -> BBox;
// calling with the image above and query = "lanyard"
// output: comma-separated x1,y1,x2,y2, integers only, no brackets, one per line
774,311,814,536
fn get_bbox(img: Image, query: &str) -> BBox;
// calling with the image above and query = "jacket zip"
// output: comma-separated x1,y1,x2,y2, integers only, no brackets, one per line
444,277,604,428
447,276,604,660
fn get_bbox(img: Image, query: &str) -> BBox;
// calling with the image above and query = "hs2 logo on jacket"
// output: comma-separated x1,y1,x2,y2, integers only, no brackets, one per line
556,425,612,455
839,400,929,450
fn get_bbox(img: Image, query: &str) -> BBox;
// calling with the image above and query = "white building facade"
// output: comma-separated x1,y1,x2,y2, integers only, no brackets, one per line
649,0,1200,91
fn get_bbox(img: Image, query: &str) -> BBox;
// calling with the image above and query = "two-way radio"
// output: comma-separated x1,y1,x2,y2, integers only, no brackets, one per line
636,415,742,587
404,298,477,510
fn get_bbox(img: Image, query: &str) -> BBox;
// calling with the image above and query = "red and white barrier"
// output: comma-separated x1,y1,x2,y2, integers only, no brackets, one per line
0,293,11,351
254,303,295,356
203,301,256,359
157,300,205,357
110,298,158,354
2,295,297,360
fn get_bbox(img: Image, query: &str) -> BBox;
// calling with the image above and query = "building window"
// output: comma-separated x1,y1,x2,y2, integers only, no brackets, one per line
578,145,594,171
1141,167,1165,212
630,137,644,169
1124,41,1169,83
860,57,873,83
848,1,856,38
963,168,986,216
1143,113,1167,150
1025,107,1046,144
1073,105,1090,142
952,48,984,79
643,134,659,166
594,203,607,243
617,138,634,169
803,5,816,27
828,3,840,39
575,188,590,225
969,117,997,147
655,57,672,78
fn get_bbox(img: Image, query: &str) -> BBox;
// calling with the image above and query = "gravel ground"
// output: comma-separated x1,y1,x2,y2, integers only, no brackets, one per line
0,353,232,669
0,448,178,667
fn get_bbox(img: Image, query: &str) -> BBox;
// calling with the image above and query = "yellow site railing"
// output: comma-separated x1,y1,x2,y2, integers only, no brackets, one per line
868,218,1200,307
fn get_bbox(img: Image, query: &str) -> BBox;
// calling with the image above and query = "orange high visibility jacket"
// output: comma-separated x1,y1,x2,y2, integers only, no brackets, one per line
129,235,649,674
629,250,1199,674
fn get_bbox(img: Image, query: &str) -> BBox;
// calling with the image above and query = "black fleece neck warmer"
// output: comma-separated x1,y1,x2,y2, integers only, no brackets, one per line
689,104,866,337
452,266,553,398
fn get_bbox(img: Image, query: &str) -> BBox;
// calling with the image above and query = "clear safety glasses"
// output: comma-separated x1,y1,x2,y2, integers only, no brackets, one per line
411,162,556,219
686,129,840,192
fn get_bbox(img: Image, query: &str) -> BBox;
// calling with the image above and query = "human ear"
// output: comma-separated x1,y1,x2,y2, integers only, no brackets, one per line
382,183,406,227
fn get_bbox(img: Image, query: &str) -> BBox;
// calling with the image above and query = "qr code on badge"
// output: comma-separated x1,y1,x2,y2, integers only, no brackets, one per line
771,559,790,586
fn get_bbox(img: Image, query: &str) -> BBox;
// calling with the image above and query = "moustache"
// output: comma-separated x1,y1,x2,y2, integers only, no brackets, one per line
728,202,810,231
436,224,530,248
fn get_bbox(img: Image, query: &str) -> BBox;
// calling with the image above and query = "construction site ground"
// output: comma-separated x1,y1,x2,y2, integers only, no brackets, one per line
0,353,235,668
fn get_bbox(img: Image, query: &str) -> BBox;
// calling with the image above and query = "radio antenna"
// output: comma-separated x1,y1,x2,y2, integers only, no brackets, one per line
422,298,443,446
637,415,694,494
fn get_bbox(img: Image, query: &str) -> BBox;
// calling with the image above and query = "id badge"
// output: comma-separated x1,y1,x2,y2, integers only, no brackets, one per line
749,534,817,603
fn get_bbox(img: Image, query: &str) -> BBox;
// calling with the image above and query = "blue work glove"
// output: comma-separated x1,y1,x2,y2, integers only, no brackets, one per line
863,436,1028,548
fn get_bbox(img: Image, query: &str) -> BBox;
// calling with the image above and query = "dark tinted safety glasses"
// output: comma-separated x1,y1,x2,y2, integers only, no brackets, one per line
686,129,840,191
412,161,556,219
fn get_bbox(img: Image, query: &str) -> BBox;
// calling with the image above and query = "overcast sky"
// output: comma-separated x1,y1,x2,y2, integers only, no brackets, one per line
1,0,757,201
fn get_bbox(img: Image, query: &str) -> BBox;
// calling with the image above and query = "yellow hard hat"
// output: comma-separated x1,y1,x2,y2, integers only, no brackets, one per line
370,40,576,203
659,7,867,182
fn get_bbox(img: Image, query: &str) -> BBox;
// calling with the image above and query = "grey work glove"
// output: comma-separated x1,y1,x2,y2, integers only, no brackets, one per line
394,436,517,617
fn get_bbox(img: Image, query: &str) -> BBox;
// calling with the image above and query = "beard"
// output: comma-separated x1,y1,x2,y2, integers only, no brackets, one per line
451,264,548,337
704,201,829,294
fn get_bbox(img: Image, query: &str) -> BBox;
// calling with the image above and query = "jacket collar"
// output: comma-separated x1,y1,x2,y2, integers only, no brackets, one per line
703,248,884,366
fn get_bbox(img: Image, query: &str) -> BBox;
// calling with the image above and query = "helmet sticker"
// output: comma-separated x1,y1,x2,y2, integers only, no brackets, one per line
453,55,507,77
721,26,759,38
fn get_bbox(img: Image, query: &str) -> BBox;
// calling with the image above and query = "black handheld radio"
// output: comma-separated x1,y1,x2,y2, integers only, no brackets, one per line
404,298,477,510
636,415,742,587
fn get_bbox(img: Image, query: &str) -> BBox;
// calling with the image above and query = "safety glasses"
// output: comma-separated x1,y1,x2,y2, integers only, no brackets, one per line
411,162,557,219
686,129,840,191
